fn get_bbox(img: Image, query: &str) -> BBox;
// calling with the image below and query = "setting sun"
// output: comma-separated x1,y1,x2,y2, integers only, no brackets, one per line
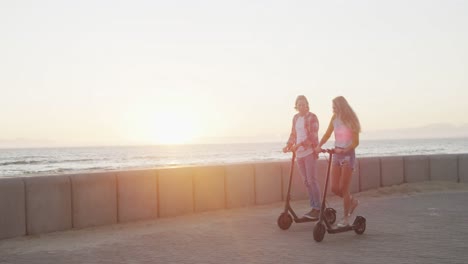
147,111,199,145
123,106,201,145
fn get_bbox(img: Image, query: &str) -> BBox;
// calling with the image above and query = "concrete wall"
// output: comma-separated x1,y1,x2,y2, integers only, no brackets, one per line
254,162,282,205
404,156,429,183
116,170,158,222
459,154,468,183
430,155,458,182
225,164,255,208
24,175,72,235
193,166,225,212
1,153,468,239
0,178,25,239
158,167,193,217
381,156,404,187
71,172,117,229
359,157,381,191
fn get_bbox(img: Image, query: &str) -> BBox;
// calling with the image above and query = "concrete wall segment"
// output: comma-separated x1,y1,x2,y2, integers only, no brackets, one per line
381,156,404,187
225,164,255,208
70,172,117,229
254,162,282,205
116,169,158,222
459,154,468,183
158,167,194,217
358,157,381,191
24,175,72,235
429,155,458,182
0,177,26,239
404,156,430,183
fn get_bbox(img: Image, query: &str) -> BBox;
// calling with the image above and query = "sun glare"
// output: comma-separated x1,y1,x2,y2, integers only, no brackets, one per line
148,111,200,144
125,110,200,145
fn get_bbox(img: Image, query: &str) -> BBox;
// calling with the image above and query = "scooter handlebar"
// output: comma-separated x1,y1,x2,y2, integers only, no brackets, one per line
284,146,335,154
319,148,335,154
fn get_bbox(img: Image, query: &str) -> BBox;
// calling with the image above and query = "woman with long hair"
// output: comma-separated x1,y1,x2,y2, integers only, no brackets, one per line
315,96,361,227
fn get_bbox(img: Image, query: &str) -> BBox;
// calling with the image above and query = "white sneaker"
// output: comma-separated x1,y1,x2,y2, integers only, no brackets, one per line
337,218,349,227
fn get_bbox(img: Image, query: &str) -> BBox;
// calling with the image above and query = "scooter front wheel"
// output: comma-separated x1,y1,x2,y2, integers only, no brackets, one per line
277,213,293,230
324,208,336,225
313,222,326,242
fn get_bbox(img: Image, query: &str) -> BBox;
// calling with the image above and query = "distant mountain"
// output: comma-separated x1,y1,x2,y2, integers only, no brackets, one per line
362,123,468,140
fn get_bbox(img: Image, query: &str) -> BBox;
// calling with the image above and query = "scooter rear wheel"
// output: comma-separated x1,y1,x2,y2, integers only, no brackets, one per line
354,216,366,235
313,222,326,242
277,213,293,230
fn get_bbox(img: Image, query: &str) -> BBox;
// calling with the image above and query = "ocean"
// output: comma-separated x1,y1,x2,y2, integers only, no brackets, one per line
1,138,467,178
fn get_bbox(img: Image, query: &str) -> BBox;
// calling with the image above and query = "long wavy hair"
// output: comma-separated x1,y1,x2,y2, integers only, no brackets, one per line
333,96,361,133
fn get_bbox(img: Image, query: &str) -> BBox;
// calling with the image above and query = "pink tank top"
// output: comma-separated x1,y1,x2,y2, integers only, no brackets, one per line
333,117,353,148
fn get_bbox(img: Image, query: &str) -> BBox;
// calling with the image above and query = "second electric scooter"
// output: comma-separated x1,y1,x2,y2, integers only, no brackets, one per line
312,148,366,242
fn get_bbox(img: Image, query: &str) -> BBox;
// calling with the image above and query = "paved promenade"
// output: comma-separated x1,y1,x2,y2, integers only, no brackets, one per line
1,182,467,264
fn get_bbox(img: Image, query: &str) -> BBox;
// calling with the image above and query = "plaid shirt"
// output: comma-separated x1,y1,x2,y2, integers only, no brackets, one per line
287,112,319,150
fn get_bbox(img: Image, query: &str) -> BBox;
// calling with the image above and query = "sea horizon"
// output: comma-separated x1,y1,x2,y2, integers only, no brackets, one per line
1,137,467,178
1,136,468,150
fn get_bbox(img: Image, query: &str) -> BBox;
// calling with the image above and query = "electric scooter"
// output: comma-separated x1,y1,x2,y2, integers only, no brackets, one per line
312,148,366,242
277,151,337,230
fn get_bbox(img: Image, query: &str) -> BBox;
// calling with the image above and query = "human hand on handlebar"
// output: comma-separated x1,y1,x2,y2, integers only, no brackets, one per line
314,147,336,154
314,146,322,154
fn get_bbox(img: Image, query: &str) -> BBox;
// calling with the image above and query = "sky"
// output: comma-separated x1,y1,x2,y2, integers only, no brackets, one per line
1,0,467,147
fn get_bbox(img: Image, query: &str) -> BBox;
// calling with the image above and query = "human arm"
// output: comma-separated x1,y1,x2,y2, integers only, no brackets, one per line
314,115,334,153
283,116,297,152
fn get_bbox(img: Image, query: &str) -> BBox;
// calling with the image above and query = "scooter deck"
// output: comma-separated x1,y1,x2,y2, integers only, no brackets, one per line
327,225,356,234
294,217,318,223
326,215,366,234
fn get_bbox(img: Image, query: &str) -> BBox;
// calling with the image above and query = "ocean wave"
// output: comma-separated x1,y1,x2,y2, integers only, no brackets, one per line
13,166,114,176
0,160,46,166
0,158,97,166
1,139,467,177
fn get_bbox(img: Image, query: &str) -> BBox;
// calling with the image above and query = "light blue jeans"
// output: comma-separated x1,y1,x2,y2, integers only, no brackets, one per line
296,153,321,210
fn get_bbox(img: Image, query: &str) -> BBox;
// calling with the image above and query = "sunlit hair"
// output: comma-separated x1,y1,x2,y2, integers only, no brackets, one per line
333,96,361,133
294,95,310,112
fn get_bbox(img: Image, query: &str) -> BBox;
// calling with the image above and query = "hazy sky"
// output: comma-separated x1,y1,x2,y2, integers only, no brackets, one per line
1,0,467,147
